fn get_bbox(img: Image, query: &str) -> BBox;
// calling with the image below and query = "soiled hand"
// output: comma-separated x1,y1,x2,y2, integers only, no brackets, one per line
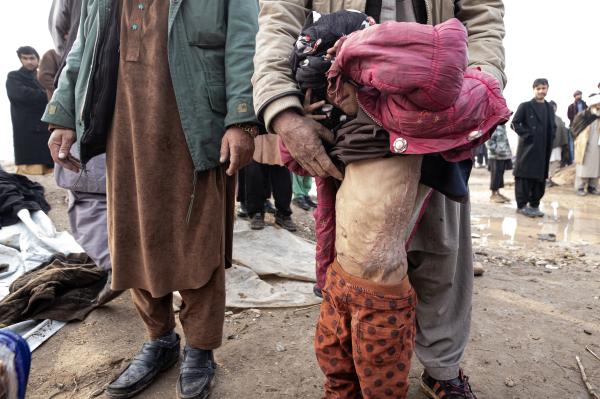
272,110,342,180
220,126,255,176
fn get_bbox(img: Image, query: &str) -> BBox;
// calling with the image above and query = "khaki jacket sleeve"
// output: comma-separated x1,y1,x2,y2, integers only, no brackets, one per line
456,0,507,90
252,0,310,132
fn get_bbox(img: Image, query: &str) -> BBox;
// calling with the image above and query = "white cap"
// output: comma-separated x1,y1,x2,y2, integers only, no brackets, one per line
589,93,600,108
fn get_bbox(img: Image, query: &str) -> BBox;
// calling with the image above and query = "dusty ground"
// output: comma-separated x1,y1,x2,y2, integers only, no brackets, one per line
16,166,600,399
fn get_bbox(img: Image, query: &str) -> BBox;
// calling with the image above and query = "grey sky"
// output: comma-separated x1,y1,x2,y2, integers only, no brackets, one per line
0,0,598,161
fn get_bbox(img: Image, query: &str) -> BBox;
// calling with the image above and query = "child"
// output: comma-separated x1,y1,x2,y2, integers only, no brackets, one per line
286,10,510,398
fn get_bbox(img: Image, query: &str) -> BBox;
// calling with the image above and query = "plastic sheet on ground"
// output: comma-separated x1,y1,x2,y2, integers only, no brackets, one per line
233,221,316,281
0,210,82,350
228,222,320,308
2,320,67,352
0,210,83,272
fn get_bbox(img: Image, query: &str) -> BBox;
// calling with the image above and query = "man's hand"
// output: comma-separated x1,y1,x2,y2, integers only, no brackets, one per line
220,126,255,176
272,110,342,180
48,128,80,173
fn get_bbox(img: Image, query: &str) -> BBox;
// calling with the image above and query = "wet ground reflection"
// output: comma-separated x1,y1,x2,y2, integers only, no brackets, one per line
472,199,600,246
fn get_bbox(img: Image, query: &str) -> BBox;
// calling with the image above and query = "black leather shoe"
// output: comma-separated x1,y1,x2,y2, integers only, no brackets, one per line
106,334,180,398
275,214,297,232
177,347,217,399
92,270,124,306
304,195,317,208
236,203,249,219
292,196,311,211
250,213,265,230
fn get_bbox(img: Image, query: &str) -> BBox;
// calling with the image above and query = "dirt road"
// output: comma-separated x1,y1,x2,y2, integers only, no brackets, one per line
23,167,600,398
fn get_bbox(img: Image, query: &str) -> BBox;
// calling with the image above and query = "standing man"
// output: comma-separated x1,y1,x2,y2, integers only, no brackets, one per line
246,134,297,231
512,78,556,218
6,47,53,175
254,1,506,398
568,90,587,126
573,94,600,196
47,0,120,305
42,2,259,398
565,90,587,166
486,125,512,203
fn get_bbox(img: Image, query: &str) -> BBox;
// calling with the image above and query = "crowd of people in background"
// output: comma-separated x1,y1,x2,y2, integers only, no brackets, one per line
477,80,600,218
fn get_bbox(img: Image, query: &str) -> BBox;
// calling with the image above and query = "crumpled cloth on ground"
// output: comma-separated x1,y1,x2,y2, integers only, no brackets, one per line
0,254,107,326
327,18,511,161
0,169,50,228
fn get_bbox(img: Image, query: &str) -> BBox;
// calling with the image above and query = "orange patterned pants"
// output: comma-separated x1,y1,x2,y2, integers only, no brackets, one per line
315,260,417,399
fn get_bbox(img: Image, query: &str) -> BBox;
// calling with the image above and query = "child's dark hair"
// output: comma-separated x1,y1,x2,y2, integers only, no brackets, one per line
532,78,549,88
16,46,39,60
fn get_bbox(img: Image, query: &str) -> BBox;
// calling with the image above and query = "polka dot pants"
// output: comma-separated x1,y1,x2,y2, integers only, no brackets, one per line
315,260,417,399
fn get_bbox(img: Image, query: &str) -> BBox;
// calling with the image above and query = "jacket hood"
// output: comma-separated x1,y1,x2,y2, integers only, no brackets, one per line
327,18,511,161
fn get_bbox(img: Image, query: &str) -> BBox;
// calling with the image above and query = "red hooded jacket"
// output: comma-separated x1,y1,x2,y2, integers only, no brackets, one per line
327,18,511,161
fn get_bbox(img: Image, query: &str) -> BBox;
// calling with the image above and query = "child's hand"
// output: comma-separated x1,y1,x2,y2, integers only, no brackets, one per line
326,38,343,58
303,89,328,121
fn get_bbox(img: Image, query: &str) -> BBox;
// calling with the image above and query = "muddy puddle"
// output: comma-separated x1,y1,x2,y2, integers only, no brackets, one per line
471,199,600,246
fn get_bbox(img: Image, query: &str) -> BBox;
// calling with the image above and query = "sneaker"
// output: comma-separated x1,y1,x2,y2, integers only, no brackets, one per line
250,213,265,230
275,214,297,232
292,196,311,211
516,207,536,218
313,285,323,298
421,370,477,399
577,188,587,196
264,200,276,214
304,195,317,208
529,207,544,217
588,187,600,195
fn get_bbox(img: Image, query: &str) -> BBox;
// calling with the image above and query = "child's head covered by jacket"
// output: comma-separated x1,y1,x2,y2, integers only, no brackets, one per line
290,10,375,119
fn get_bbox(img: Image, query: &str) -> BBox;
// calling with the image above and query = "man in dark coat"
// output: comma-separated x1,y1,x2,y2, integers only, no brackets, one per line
6,47,52,175
568,90,587,126
512,78,556,218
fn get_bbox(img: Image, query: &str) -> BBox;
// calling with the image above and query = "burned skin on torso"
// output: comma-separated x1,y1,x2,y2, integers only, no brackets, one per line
335,155,423,284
